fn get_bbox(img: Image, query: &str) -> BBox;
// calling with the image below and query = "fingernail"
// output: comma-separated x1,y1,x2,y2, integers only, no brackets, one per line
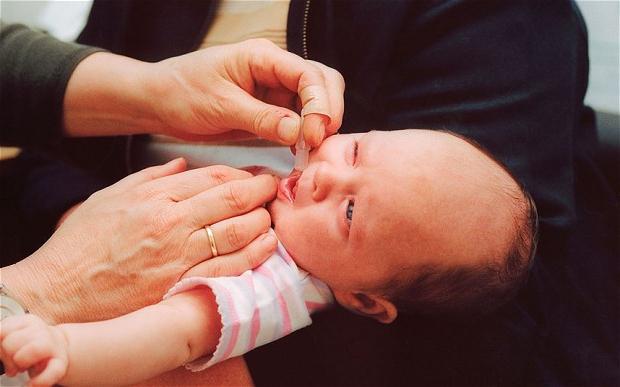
167,157,184,166
308,119,326,147
316,120,326,144
277,116,300,144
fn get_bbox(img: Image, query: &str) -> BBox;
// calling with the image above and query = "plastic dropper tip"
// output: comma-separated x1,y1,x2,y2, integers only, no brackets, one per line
294,148,309,171
294,124,309,171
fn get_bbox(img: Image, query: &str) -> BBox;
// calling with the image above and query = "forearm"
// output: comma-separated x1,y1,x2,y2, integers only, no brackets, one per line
58,288,221,386
63,52,168,138
1,23,170,142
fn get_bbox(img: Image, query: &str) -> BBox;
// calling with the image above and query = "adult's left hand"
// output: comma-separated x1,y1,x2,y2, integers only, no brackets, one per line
64,39,345,148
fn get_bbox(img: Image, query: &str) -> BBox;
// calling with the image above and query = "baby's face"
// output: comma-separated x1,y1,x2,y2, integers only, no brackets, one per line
269,130,516,296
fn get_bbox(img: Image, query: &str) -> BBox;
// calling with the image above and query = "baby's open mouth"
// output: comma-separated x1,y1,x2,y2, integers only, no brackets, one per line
278,169,302,203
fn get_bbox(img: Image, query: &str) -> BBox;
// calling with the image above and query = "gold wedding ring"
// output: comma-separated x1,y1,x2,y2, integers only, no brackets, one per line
205,226,219,257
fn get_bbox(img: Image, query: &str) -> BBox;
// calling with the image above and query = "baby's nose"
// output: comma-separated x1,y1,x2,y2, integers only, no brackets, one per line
312,163,340,202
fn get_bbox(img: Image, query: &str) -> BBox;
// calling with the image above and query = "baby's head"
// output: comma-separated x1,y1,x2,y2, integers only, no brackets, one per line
269,129,538,323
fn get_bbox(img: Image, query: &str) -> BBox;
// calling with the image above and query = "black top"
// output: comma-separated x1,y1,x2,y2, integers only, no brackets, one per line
0,23,102,147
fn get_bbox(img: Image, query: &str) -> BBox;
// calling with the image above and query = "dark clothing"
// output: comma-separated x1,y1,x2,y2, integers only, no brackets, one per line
0,23,101,147
0,23,107,258
73,0,587,228
2,0,618,385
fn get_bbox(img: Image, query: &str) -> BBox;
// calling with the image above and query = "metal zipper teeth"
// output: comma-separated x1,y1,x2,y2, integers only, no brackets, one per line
302,0,310,59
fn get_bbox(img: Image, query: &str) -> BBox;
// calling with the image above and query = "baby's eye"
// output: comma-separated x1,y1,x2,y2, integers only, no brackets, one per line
347,140,359,165
346,200,355,225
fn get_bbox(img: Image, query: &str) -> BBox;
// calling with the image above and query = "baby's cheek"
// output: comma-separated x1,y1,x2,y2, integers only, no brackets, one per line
289,237,320,271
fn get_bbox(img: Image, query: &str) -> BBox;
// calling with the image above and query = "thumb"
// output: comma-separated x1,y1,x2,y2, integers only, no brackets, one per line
226,88,301,145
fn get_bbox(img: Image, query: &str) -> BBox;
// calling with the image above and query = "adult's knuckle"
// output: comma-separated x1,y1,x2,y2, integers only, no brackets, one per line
207,165,232,185
208,262,227,278
138,184,164,201
307,64,325,82
137,164,163,182
252,107,279,138
249,38,275,50
150,208,177,236
210,91,235,126
87,188,107,203
225,222,246,248
243,248,258,269
332,69,345,87
223,182,248,212
255,208,271,229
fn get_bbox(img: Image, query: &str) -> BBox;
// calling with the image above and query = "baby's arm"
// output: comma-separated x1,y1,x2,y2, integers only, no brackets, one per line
0,288,221,386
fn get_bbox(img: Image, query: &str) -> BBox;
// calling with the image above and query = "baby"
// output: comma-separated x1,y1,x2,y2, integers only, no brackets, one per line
0,129,538,385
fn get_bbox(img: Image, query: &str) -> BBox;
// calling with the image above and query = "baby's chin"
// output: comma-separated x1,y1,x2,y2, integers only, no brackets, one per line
266,198,288,235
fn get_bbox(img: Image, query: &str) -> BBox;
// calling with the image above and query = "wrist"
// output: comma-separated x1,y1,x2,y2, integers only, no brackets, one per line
63,52,167,137
1,260,56,323
141,57,199,138
1,251,85,324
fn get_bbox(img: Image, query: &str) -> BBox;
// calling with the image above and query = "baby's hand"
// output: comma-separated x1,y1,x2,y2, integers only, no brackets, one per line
0,314,68,387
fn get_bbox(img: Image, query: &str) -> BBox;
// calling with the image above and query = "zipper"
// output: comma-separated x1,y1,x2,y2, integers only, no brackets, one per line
302,0,310,59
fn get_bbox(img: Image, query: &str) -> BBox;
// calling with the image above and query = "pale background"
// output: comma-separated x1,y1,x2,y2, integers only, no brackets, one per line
1,0,618,114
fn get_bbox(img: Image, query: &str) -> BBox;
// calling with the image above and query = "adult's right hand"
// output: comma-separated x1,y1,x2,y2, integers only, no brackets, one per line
0,158,277,324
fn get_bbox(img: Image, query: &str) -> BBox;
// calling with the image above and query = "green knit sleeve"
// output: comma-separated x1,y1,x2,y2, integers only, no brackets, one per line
0,22,105,147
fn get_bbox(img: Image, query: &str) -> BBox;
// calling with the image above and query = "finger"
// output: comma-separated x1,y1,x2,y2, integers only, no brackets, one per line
224,87,301,145
183,233,277,278
301,113,328,148
186,207,271,260
241,40,336,143
307,61,345,136
28,359,48,378
262,87,298,110
254,44,331,119
2,359,19,377
113,158,187,190
29,357,66,387
1,346,19,376
0,316,31,338
13,341,51,370
2,329,35,356
178,174,277,227
150,165,252,202
243,39,326,98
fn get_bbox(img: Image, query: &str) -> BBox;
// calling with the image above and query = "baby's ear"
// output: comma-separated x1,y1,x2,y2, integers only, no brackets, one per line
333,291,398,324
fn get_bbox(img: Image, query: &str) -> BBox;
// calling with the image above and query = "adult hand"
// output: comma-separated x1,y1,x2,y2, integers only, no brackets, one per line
153,39,345,146
0,159,277,324
64,39,345,148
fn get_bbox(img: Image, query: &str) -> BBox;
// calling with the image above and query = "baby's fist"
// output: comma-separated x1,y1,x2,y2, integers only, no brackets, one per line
0,314,68,386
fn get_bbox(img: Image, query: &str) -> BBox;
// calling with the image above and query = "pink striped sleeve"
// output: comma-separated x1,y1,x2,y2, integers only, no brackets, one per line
164,238,334,371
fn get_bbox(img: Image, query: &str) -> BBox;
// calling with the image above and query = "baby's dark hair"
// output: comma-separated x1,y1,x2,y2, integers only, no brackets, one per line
389,133,539,318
